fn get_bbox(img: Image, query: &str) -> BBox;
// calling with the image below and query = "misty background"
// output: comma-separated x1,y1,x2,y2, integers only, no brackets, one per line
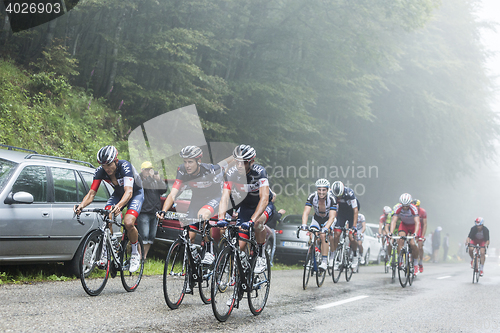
1,0,500,257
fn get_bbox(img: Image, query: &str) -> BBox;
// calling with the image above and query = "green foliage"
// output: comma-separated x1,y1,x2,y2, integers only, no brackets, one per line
0,58,126,165
32,41,79,79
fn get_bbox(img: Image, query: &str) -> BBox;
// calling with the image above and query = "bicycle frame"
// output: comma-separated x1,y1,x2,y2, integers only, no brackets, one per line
468,243,485,283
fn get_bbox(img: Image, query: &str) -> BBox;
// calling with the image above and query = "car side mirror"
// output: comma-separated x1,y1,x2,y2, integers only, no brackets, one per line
4,191,34,204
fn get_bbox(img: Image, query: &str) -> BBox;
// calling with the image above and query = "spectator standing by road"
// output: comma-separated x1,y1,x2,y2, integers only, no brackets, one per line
432,226,442,263
443,233,449,262
138,161,167,260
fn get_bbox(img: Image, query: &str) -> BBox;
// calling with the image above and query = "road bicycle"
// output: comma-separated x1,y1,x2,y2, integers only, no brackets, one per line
394,235,415,288
76,208,145,296
388,236,398,280
297,225,328,289
332,225,353,283
376,233,390,273
163,216,217,309
211,223,271,322
468,243,486,283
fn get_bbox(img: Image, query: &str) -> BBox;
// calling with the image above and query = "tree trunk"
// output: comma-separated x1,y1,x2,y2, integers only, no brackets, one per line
106,10,126,95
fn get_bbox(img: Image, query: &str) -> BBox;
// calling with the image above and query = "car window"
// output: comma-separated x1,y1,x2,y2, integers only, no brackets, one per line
282,215,302,225
80,171,110,202
51,167,80,202
365,226,373,237
0,158,17,192
11,165,47,202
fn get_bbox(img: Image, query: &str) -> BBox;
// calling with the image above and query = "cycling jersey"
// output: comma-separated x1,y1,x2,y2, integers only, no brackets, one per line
334,187,359,229
416,207,427,237
356,213,365,231
224,163,273,209
393,203,418,225
172,162,224,219
305,192,337,224
91,160,144,217
468,225,490,242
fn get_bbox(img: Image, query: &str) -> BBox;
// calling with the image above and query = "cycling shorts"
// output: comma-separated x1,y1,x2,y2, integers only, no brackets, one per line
398,222,415,235
310,217,328,230
356,232,364,242
186,197,221,230
334,216,355,232
237,202,275,240
470,239,486,247
105,188,144,218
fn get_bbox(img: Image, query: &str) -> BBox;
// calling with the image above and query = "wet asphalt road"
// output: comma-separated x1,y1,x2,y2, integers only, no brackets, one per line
1,260,499,332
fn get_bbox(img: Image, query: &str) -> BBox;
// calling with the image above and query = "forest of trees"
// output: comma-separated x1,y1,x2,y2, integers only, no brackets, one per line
1,0,498,217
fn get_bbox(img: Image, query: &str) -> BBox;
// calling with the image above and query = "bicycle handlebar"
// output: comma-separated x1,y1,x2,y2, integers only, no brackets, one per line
74,207,118,226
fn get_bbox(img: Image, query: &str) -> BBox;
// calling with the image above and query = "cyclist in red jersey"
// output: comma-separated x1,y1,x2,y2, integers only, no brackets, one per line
412,199,427,273
465,217,490,276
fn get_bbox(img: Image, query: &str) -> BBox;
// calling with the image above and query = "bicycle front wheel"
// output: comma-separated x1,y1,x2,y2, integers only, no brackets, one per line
163,240,188,309
79,230,109,296
345,248,353,282
473,255,479,283
408,252,414,286
303,246,313,289
211,247,238,322
199,246,218,304
120,234,145,292
248,252,271,315
398,248,408,287
332,247,343,283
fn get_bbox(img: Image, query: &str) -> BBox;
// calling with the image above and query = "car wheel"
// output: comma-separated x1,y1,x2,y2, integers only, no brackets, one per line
64,236,88,277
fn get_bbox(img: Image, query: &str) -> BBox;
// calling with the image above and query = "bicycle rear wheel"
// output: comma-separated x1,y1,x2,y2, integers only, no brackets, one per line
163,239,187,309
345,247,353,282
398,248,408,287
211,247,238,322
303,246,313,289
199,246,217,304
79,230,109,296
120,234,145,292
248,252,271,315
332,247,343,283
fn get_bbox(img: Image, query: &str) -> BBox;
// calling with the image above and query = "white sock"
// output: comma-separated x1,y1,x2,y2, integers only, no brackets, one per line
131,242,138,255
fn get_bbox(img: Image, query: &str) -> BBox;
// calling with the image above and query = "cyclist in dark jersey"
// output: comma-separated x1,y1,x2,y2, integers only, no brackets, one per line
75,145,144,272
300,179,337,270
331,180,360,268
466,217,490,276
158,145,233,265
217,144,274,274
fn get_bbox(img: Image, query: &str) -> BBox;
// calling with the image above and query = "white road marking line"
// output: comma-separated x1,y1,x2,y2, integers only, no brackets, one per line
437,276,451,279
315,295,369,310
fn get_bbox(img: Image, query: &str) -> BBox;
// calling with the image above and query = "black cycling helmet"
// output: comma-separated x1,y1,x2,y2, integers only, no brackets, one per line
179,145,203,159
97,145,118,165
331,181,344,197
233,144,256,162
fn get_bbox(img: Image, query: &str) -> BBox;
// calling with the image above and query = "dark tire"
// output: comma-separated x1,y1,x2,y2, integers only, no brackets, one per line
384,250,389,273
211,247,238,322
199,244,218,304
332,247,343,283
408,252,414,286
473,255,479,283
391,250,397,280
302,247,313,289
345,248,353,282
163,240,187,309
316,264,326,288
248,252,271,315
265,234,275,267
79,230,109,296
398,248,408,288
120,234,145,292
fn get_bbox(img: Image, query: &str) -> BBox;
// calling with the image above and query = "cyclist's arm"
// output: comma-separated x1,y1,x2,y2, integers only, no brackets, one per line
378,221,383,235
111,186,133,216
352,206,358,228
301,205,312,226
413,215,420,236
421,217,427,237
465,237,471,245
75,189,97,213
389,214,398,235
250,185,269,222
217,156,235,170
325,209,337,230
361,221,366,234
218,187,231,220
161,187,179,214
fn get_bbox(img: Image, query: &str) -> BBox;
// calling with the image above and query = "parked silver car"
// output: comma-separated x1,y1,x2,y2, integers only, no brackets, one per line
0,145,118,275
274,214,310,264
362,223,383,264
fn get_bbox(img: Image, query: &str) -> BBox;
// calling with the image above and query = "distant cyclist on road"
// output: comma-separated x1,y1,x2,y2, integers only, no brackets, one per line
300,179,337,271
158,145,234,265
75,145,144,272
217,144,274,274
389,193,420,270
355,213,366,265
379,206,393,237
331,181,360,271
465,217,490,277
412,199,427,273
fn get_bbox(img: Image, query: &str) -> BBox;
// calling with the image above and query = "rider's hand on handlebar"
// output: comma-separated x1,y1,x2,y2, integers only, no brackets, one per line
321,227,329,234
241,220,254,230
217,219,229,228
300,224,308,231
109,205,121,220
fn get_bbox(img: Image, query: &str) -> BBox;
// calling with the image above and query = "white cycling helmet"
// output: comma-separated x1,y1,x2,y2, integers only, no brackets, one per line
233,144,256,162
383,206,392,215
179,145,203,159
315,178,330,188
475,217,484,226
331,181,345,197
399,193,412,206
358,213,366,222
97,145,118,165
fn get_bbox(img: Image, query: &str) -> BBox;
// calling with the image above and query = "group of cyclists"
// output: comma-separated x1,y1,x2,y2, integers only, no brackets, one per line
74,143,492,297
